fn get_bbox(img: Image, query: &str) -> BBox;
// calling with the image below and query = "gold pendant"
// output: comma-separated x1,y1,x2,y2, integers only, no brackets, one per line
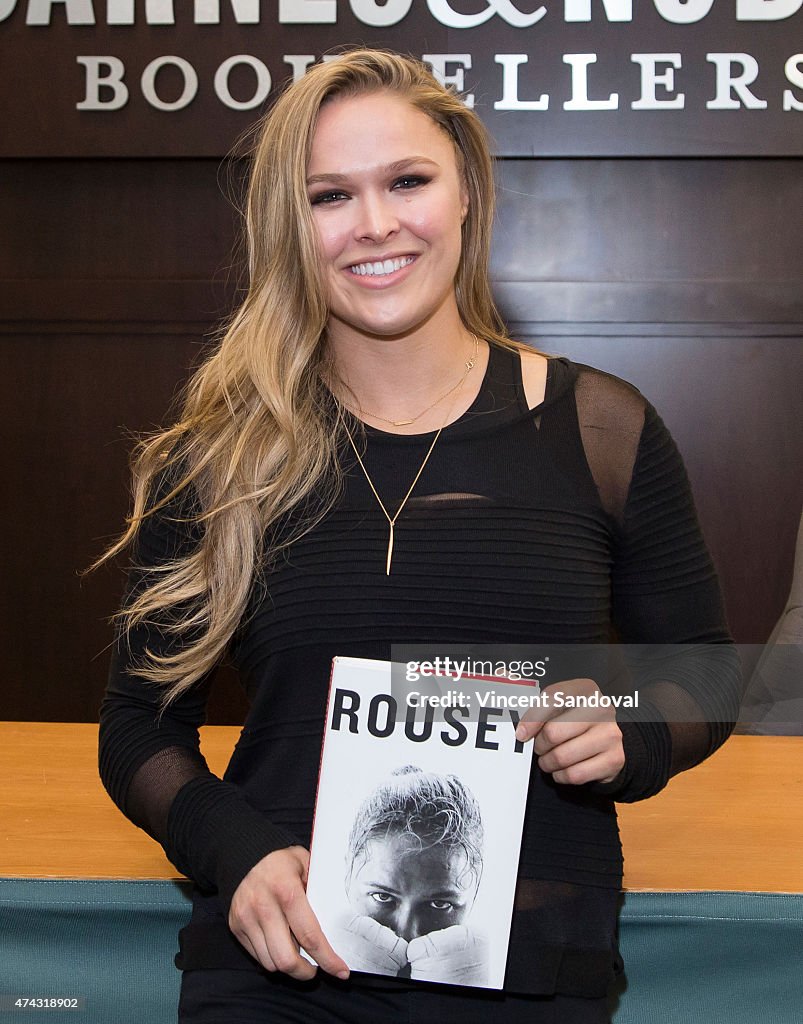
386,522,394,575
391,419,414,426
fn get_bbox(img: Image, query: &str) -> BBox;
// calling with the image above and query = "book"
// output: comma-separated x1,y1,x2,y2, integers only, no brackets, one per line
304,655,535,989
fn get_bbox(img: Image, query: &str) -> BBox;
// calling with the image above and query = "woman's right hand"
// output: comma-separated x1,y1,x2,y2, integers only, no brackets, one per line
227,845,350,981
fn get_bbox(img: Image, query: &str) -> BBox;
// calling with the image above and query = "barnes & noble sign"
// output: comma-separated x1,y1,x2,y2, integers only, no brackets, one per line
1,0,801,156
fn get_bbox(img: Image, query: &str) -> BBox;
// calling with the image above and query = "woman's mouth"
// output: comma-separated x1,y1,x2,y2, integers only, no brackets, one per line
348,255,416,277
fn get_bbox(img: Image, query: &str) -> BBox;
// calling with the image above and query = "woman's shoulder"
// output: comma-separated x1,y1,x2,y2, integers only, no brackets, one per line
519,351,653,523
568,359,648,438
518,346,549,410
514,344,648,427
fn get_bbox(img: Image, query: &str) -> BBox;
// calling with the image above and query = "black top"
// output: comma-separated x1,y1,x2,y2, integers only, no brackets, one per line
98,343,742,996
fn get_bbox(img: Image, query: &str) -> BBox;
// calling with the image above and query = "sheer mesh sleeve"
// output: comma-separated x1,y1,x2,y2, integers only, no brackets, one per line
97,465,300,913
575,370,743,802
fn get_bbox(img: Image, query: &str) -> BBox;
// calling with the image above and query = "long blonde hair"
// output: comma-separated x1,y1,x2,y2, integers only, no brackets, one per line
94,48,526,709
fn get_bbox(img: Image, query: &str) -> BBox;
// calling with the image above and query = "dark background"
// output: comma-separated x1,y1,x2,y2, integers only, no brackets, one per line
1,18,801,723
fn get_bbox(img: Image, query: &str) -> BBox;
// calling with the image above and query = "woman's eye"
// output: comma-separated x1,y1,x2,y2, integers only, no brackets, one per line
369,891,395,904
310,190,348,206
392,175,429,191
429,900,454,911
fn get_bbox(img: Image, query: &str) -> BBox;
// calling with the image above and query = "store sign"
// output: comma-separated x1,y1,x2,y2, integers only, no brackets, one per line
1,0,801,156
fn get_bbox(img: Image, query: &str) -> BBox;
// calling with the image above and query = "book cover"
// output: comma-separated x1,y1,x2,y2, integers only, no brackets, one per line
304,655,535,990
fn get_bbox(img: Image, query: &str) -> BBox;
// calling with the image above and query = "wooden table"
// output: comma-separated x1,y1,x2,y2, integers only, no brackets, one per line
1,723,801,891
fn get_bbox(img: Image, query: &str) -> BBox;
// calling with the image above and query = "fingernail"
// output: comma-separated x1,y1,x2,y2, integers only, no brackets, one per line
336,970,350,980
515,725,527,742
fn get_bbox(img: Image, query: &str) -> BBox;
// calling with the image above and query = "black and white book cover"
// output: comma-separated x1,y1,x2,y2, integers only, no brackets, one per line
304,656,535,990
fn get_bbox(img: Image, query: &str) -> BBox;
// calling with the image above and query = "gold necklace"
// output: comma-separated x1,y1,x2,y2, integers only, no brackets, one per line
339,336,480,575
343,419,442,575
345,335,479,427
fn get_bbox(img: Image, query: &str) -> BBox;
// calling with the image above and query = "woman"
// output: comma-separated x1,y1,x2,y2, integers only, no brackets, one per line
97,49,742,1023
336,765,487,984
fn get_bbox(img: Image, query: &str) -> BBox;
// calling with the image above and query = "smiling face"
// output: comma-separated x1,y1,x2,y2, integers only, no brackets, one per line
306,90,469,344
346,831,478,942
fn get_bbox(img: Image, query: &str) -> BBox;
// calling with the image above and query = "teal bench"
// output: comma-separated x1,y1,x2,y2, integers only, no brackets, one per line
2,880,801,1023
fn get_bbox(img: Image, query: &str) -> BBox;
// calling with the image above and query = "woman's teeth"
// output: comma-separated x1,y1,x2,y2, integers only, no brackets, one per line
349,256,414,277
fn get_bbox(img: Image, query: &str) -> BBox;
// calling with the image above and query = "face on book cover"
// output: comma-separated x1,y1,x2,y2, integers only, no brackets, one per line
346,832,479,942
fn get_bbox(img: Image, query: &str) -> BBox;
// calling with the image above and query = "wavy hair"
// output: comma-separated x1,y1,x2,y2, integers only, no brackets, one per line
92,48,526,709
346,765,484,893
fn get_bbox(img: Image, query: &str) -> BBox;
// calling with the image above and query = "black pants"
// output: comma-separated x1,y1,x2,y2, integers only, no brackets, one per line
178,967,612,1024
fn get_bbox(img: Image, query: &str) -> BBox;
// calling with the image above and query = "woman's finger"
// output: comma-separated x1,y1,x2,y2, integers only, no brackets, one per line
532,717,589,755
258,908,318,981
551,749,625,786
514,692,561,741
532,724,622,770
285,893,350,979
236,925,277,973
515,678,609,742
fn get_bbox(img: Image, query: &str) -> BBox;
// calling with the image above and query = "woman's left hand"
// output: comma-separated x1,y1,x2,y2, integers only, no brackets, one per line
407,925,489,985
514,678,626,785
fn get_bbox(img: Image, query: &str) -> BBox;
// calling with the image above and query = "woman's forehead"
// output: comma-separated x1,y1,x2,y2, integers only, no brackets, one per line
359,831,469,868
353,840,475,897
308,92,456,172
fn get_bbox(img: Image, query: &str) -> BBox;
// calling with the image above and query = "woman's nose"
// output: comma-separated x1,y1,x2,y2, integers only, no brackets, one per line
354,192,399,243
391,903,421,943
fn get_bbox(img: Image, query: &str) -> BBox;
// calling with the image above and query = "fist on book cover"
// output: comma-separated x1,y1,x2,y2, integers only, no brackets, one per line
331,912,409,974
407,924,489,985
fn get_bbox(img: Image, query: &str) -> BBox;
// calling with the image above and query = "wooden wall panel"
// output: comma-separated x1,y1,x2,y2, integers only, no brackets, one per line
1,157,800,723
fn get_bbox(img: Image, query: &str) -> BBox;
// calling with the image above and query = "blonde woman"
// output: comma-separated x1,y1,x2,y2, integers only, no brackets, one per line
97,49,741,1024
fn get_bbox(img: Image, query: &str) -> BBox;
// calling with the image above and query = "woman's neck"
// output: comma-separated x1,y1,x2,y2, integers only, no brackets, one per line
326,321,489,435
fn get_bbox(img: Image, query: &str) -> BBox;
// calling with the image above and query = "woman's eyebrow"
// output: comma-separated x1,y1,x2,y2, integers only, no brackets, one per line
364,881,402,893
306,157,439,186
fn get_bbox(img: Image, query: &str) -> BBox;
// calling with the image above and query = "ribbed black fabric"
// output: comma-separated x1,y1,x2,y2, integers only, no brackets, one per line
98,344,741,996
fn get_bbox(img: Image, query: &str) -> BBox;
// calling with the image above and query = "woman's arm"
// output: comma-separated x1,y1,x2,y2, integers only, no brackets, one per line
515,386,743,799
97,467,348,979
589,399,743,801
98,465,300,907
